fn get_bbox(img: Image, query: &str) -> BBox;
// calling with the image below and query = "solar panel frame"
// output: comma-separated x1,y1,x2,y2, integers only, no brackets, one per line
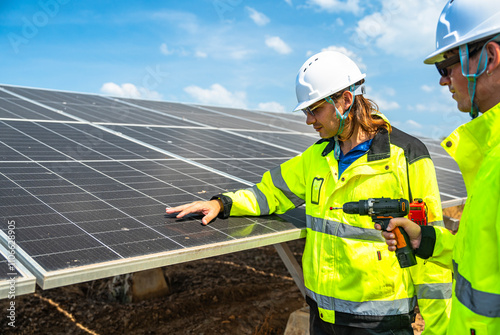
0,234,36,298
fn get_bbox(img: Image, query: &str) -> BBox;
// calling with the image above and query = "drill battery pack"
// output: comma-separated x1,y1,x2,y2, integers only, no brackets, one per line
409,198,428,226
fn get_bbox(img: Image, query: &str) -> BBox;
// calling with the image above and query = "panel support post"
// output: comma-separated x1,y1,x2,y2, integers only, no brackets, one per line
273,242,305,297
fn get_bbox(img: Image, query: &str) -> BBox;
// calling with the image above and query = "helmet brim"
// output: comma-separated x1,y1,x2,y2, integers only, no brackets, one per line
292,73,366,113
424,31,500,64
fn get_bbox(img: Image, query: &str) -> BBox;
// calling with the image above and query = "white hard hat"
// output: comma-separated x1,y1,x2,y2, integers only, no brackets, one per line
424,0,500,64
293,51,366,112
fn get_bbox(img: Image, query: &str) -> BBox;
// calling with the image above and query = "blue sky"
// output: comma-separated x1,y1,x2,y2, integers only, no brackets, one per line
1,0,470,139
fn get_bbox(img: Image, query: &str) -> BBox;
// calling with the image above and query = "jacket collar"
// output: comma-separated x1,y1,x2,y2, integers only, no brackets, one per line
367,128,390,162
317,127,391,161
442,101,500,188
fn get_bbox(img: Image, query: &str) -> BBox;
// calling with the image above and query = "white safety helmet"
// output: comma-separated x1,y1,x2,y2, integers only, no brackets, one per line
424,0,500,119
293,51,366,112
424,0,500,64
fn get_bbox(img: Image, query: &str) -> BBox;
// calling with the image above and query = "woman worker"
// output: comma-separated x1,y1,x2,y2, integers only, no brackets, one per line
167,50,451,334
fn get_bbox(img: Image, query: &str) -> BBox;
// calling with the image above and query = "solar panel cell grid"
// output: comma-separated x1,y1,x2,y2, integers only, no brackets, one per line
112,126,297,159
199,105,312,133
0,97,67,121
120,99,286,130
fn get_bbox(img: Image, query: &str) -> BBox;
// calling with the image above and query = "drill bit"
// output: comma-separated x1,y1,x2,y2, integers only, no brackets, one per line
329,207,343,210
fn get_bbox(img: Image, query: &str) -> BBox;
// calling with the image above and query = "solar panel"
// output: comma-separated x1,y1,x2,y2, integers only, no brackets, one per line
0,236,36,298
0,83,465,292
0,85,308,289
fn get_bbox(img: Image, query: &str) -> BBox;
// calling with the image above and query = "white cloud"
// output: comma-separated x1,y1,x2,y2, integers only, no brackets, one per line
192,36,253,60
195,50,207,58
307,0,361,14
159,43,192,57
265,36,292,55
391,119,424,137
409,97,456,114
375,98,400,111
284,0,293,5
258,102,287,113
184,83,247,108
160,43,173,56
100,82,162,100
414,104,428,112
353,0,445,58
321,46,366,70
152,10,198,34
161,43,208,59
246,7,270,26
406,119,423,129
364,86,400,111
421,83,451,96
229,48,252,59
421,84,435,93
384,87,396,97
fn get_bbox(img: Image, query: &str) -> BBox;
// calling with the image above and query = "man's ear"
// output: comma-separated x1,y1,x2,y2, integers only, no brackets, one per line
486,41,500,73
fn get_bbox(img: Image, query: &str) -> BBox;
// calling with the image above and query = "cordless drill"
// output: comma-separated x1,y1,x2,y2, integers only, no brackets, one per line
331,198,417,268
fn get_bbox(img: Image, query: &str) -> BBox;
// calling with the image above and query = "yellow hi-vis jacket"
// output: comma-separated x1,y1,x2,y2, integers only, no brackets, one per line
423,102,500,334
220,122,452,333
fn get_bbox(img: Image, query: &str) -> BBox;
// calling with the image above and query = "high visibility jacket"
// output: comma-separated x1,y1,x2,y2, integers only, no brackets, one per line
221,120,452,333
427,102,500,334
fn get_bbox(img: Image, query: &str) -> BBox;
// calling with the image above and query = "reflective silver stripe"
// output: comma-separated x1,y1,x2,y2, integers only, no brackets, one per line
429,220,445,227
247,186,270,215
454,261,500,317
306,287,416,315
415,282,452,299
306,215,384,242
270,166,305,207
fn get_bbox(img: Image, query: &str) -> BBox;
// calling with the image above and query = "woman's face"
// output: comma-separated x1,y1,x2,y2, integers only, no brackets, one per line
305,92,352,139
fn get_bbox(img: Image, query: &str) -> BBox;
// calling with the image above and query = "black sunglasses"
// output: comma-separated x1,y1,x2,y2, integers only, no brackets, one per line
435,43,484,77
435,54,460,77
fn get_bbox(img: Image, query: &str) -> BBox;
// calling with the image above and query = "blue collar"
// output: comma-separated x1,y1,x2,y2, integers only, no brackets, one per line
338,138,373,176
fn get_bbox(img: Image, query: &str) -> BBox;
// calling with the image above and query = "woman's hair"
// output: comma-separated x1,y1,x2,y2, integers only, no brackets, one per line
330,80,391,141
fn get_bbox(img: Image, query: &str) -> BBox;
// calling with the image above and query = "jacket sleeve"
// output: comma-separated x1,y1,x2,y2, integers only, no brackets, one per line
407,156,452,335
426,226,455,269
222,153,307,216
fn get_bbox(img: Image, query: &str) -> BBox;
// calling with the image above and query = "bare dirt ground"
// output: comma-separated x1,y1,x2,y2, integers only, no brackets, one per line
1,205,462,335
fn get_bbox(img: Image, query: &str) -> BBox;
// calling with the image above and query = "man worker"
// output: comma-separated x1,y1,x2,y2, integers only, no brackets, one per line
378,0,500,333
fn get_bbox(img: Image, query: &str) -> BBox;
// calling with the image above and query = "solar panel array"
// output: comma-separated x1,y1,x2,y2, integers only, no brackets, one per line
0,84,466,298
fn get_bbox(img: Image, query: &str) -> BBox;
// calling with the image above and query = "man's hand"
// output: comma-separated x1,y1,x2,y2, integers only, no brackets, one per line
375,217,422,251
166,200,222,226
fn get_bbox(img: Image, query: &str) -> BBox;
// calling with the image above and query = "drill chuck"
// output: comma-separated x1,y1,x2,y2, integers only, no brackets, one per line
342,199,375,215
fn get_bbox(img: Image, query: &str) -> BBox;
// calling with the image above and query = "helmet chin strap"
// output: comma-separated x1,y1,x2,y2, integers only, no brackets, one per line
459,33,500,119
324,84,365,159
